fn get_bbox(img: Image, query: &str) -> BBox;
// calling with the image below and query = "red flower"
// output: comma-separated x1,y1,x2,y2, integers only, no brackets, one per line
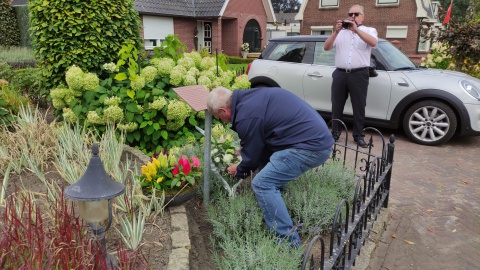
179,156,191,176
172,166,179,176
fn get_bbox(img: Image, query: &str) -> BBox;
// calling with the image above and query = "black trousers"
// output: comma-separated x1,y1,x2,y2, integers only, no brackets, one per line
331,68,369,139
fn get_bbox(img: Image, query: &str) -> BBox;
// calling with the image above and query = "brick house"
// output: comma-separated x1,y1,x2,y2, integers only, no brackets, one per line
134,0,275,56
11,0,275,57
295,0,444,63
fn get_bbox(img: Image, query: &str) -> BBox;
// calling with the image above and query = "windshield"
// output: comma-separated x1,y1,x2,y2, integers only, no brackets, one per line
375,41,416,70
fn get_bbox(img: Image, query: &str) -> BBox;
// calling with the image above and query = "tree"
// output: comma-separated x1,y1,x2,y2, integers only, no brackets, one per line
0,0,20,47
271,0,301,13
436,20,480,76
437,0,470,23
29,0,142,95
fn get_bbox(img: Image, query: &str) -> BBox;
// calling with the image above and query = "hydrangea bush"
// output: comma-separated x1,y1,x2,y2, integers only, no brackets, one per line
50,35,251,155
420,42,454,70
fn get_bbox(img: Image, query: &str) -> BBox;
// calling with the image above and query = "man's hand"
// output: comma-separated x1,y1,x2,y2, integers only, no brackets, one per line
227,163,238,176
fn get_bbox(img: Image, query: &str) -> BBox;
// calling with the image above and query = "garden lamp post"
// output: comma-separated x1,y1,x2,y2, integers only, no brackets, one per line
64,143,125,269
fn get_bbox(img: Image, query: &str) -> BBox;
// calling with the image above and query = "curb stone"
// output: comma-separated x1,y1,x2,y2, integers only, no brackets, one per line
351,208,390,270
123,146,190,270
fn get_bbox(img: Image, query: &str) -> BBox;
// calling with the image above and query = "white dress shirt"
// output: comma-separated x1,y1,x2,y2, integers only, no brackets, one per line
333,25,378,69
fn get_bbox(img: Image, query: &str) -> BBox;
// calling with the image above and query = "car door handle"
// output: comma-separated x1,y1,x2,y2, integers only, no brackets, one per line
307,73,323,78
396,78,409,87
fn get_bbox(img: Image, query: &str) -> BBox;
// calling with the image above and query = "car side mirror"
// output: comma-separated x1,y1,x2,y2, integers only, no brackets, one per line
369,61,378,77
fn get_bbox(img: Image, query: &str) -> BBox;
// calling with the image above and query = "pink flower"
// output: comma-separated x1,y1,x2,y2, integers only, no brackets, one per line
179,156,191,176
191,156,201,168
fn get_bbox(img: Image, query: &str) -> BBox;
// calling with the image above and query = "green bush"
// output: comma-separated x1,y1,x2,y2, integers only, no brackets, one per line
49,36,251,155
0,0,20,47
0,84,29,127
285,160,356,236
206,159,356,269
28,0,143,95
227,56,255,64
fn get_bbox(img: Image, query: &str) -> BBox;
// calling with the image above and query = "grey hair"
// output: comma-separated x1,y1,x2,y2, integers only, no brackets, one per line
350,4,365,14
206,87,232,114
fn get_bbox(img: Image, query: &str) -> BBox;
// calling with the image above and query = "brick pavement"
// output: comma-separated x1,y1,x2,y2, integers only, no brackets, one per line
366,130,480,270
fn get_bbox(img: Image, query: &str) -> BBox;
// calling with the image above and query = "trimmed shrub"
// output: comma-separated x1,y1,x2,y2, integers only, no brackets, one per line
0,0,20,47
28,0,143,95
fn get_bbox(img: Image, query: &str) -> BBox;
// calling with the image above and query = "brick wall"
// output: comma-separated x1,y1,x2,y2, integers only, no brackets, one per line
173,18,198,52
301,0,422,56
223,0,268,57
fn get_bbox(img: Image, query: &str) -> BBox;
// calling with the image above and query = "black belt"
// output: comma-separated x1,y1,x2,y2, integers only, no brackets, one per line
336,67,368,73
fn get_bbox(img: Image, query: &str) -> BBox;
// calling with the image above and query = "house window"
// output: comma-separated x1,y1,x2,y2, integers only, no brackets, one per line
417,26,431,52
311,26,333,36
386,26,408,38
143,16,174,50
320,0,339,8
376,0,399,6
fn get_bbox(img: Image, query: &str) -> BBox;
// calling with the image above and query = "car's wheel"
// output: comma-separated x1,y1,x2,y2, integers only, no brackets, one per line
402,100,457,146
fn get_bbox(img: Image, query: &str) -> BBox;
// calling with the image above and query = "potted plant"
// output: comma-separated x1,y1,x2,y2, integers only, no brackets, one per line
138,150,202,206
241,42,249,59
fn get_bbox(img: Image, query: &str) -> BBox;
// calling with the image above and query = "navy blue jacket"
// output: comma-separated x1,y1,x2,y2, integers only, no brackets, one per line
230,87,334,177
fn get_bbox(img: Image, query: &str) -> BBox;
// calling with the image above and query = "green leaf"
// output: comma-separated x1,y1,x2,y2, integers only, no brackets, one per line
126,103,139,113
125,112,134,122
133,131,141,141
115,73,127,81
152,88,164,95
147,126,154,135
161,130,168,140
153,123,160,130
126,89,135,99
153,130,161,140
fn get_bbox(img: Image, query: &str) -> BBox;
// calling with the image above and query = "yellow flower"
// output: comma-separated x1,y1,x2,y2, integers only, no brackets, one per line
141,165,149,175
152,157,160,168
147,161,157,177
156,177,164,183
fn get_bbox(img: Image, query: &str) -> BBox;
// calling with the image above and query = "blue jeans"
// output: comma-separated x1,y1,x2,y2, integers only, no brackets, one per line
251,148,332,247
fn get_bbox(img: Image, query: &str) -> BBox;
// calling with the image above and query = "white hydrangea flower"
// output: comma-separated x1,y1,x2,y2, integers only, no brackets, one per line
117,122,138,132
214,157,221,163
104,105,124,123
141,66,158,83
65,65,85,91
104,96,122,106
149,97,168,110
83,73,99,91
177,57,196,70
130,76,146,91
151,57,175,77
183,74,197,86
87,111,105,125
222,154,233,164
102,62,118,73
170,65,187,86
62,108,78,123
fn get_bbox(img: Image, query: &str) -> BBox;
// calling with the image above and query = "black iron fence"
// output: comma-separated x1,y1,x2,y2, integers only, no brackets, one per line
302,122,395,270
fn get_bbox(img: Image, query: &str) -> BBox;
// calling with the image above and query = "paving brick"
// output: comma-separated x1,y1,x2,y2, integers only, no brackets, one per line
365,131,480,270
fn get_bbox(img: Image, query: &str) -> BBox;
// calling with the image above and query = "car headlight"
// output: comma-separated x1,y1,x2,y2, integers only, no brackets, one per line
460,80,480,100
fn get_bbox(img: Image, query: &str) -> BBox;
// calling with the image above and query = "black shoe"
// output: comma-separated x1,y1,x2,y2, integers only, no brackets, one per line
354,138,368,148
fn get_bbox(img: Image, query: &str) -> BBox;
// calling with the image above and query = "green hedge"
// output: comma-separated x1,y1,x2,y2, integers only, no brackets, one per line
13,6,31,48
0,0,20,47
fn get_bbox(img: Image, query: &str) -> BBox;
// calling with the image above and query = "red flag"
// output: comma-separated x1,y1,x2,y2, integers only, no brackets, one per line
443,1,452,24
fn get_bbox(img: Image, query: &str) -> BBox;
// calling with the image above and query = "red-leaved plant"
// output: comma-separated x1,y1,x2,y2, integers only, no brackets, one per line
0,189,148,269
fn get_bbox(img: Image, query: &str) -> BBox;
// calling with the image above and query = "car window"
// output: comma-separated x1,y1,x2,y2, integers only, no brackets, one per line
375,41,415,70
264,43,307,63
313,42,335,66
